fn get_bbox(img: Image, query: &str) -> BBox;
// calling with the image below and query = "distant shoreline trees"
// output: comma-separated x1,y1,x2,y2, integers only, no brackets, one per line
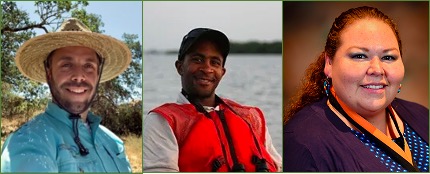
159,41,282,54
230,41,282,54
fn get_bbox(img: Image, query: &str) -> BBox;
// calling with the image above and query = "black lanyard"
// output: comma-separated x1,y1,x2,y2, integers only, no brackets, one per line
388,108,405,151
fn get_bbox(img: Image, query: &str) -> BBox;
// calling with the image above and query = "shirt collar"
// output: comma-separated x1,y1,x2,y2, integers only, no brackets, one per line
177,92,220,111
45,101,101,128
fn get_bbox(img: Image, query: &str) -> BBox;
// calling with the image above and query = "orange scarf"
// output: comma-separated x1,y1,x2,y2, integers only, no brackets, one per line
329,87,414,165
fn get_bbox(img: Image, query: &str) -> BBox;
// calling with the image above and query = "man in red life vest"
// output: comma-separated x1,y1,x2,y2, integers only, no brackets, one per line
143,28,282,172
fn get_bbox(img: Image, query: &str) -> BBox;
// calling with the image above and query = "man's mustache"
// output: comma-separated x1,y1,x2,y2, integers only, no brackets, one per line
61,81,92,89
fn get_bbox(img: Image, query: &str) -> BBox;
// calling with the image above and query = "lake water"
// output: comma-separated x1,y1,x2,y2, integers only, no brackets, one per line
143,53,282,154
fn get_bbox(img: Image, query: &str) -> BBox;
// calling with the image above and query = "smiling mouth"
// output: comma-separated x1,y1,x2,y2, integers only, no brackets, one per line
195,77,215,86
198,78,212,82
66,88,87,94
361,85,386,89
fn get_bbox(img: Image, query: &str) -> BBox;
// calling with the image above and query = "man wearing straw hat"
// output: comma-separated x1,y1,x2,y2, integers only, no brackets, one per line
1,18,132,172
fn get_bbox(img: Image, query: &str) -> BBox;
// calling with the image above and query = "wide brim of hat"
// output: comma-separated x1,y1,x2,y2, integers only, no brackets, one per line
15,31,132,83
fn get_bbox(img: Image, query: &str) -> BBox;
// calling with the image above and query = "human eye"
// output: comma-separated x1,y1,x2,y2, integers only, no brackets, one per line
191,56,203,63
211,59,222,67
350,53,367,59
84,63,96,71
381,55,397,61
61,63,72,68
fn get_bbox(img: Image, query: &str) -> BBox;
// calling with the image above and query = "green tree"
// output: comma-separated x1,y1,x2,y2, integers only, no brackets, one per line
229,41,282,54
93,33,142,135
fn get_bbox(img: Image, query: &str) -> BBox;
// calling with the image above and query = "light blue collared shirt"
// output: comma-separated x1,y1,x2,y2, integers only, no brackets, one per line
1,102,131,172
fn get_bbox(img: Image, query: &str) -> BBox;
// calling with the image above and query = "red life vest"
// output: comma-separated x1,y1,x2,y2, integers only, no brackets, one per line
150,99,278,172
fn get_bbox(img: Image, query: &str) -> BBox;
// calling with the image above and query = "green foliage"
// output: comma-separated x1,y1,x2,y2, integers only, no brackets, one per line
118,33,142,97
1,1,50,118
91,33,142,135
95,100,142,136
1,83,47,120
1,2,34,86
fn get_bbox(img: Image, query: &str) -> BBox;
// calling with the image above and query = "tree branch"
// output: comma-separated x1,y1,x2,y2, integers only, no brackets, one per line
1,23,48,33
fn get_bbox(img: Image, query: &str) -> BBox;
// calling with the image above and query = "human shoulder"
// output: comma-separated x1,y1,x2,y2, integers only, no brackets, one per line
11,112,58,138
284,98,333,134
96,125,127,158
149,103,197,123
283,99,360,172
222,98,259,109
2,113,60,171
392,98,428,114
97,125,124,145
284,97,356,148
392,98,429,142
221,98,265,119
391,98,428,127
3,111,72,155
151,103,183,111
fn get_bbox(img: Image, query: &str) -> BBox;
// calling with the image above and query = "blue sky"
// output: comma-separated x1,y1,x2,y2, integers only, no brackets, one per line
15,1,142,42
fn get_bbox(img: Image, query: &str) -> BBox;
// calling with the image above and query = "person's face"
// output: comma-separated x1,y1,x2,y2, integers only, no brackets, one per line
324,19,404,118
47,46,100,114
175,40,226,100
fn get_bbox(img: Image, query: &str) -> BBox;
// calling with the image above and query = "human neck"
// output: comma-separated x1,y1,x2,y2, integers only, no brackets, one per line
330,102,394,138
68,110,89,123
52,101,89,122
361,110,388,135
196,96,216,107
78,111,89,122
182,89,217,107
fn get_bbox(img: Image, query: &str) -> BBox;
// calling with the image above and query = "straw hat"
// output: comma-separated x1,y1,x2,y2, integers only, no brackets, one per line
15,18,132,83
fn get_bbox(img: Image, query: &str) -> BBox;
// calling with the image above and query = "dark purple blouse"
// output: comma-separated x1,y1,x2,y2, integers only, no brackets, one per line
283,97,429,172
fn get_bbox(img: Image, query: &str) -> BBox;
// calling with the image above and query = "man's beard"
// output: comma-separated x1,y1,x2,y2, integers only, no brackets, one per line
50,80,94,114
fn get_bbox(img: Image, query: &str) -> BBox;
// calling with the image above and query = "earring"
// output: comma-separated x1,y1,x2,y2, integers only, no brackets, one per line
324,77,331,96
397,84,402,93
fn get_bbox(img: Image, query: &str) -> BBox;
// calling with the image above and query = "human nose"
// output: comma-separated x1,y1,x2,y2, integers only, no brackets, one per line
367,57,384,76
71,67,86,82
199,60,214,73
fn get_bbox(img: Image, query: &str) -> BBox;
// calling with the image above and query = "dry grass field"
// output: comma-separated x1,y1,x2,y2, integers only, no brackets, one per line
123,134,143,172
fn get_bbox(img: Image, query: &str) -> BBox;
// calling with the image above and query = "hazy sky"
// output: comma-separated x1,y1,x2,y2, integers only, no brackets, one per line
14,1,142,42
143,1,282,51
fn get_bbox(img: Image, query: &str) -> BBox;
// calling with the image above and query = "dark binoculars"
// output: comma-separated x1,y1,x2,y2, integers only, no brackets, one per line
253,155,269,172
232,163,246,172
212,156,269,172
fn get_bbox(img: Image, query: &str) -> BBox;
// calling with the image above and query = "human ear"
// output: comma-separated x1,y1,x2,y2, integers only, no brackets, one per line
175,60,183,76
323,52,333,78
43,59,53,81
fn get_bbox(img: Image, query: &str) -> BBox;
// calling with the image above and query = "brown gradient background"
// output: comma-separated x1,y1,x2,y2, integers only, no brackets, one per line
283,2,429,112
